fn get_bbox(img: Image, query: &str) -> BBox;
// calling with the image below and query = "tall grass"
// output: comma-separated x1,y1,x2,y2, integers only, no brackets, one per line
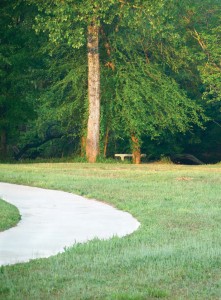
0,163,221,299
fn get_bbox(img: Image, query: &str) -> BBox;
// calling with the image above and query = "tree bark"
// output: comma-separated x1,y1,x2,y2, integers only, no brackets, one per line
131,134,141,164
86,23,100,163
0,129,7,159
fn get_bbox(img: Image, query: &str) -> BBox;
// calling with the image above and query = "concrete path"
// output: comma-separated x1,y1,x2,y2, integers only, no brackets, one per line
0,182,140,266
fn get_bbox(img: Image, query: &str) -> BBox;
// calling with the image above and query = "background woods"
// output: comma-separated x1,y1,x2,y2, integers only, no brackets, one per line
0,0,220,163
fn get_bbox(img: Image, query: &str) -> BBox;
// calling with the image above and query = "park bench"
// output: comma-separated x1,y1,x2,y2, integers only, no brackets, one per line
114,154,146,161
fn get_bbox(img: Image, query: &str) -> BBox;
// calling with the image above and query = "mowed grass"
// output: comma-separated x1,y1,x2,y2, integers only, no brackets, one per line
0,162,221,299
0,199,20,232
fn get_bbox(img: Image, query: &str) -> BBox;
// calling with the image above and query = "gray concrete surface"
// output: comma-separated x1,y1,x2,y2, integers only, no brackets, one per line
0,182,140,266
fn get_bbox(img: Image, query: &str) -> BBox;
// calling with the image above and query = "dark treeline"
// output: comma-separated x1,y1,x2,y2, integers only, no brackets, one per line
0,0,221,163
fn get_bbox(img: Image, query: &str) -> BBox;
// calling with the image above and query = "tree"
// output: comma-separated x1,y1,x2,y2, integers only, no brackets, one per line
180,0,221,162
99,0,206,163
3,0,211,163
28,0,123,162
182,0,221,104
27,0,163,162
86,23,100,162
0,0,39,159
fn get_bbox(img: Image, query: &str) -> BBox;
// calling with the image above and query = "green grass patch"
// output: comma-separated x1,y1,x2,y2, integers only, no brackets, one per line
0,163,221,299
0,199,20,232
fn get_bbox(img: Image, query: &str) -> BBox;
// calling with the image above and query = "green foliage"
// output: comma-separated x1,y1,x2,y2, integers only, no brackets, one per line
99,3,207,149
185,0,221,104
114,60,204,141
0,0,44,156
28,0,127,48
1,0,220,161
199,26,221,104
36,47,87,138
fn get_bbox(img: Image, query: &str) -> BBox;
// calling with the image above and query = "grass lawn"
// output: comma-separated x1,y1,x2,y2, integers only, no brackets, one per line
0,162,221,299
0,199,20,232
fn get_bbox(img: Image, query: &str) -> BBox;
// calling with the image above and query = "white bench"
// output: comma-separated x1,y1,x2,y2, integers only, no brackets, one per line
114,154,146,161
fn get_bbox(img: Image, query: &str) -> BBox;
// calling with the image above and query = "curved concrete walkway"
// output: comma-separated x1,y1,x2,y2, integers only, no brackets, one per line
0,182,140,266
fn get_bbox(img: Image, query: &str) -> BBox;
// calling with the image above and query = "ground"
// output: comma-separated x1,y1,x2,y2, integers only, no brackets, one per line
0,162,220,299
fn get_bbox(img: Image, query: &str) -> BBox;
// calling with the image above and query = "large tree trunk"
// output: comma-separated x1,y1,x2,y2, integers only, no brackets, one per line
86,23,100,163
0,129,7,159
131,134,141,164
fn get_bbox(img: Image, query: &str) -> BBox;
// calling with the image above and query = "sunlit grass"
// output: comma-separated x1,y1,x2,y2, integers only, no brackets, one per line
0,163,221,299
0,199,20,232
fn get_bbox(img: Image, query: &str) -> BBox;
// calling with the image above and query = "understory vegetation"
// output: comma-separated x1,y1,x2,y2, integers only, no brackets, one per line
0,163,220,299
